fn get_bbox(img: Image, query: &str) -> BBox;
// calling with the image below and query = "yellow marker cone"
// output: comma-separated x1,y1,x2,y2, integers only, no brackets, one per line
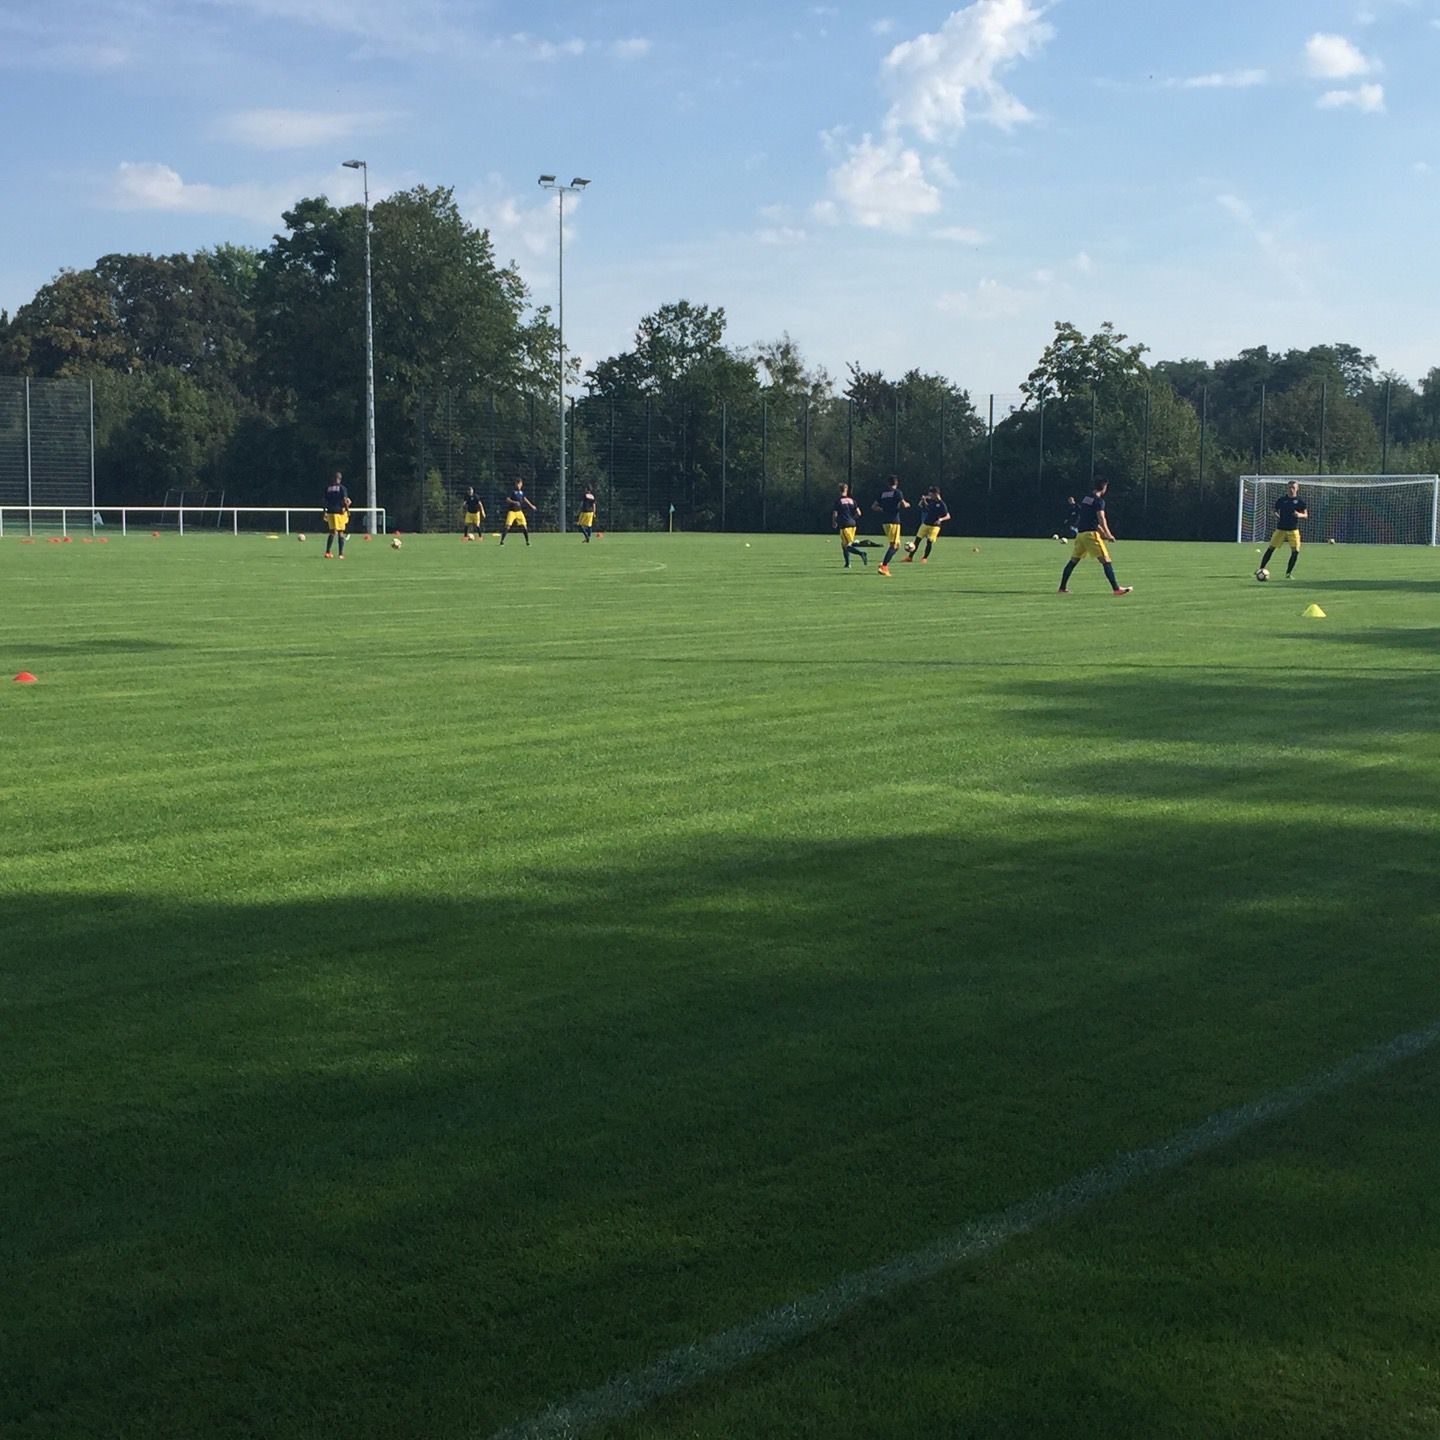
1303,604,1326,618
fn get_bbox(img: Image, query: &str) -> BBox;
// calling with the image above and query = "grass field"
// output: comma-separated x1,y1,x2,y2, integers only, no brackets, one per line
4,528,1438,1439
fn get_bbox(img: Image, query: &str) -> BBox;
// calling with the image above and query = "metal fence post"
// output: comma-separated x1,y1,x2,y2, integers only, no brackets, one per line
1142,387,1151,516
720,401,727,532
761,398,768,532
1319,380,1328,475
1381,377,1391,473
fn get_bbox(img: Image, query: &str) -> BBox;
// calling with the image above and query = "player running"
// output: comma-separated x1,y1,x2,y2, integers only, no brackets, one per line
1256,480,1308,579
870,476,910,575
500,480,537,546
832,483,867,568
905,487,950,563
323,470,350,559
461,487,486,541
1058,480,1133,595
577,487,598,542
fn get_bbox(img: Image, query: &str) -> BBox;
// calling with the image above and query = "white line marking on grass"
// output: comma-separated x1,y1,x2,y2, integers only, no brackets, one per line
491,1018,1440,1439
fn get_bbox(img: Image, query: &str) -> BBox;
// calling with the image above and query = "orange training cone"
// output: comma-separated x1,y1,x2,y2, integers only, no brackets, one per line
14,672,39,684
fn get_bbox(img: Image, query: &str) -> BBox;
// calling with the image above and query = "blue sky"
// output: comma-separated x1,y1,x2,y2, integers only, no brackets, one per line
2,0,1438,394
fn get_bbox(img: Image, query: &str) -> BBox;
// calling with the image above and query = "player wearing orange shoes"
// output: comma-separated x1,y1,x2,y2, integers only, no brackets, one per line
323,471,350,558
870,476,909,575
1058,480,1132,595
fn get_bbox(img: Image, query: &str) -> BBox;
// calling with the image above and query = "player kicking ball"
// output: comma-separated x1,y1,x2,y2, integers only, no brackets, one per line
1058,480,1132,595
1256,480,1307,580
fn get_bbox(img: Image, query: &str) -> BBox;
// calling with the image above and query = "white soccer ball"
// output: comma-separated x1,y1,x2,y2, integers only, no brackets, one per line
904,540,917,554
391,537,403,550
296,533,306,542
1254,567,1269,582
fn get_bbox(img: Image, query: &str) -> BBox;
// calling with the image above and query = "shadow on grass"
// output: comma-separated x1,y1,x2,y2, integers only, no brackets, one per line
4,791,1438,1437
34,637,184,655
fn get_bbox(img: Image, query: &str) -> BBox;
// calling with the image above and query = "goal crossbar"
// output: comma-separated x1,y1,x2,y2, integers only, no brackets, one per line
0,504,388,538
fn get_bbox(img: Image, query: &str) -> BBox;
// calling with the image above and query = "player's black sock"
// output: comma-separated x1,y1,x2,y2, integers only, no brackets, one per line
1060,559,1078,588
1259,547,1275,569
1286,554,1298,575
1102,561,1120,589
337,536,345,555
923,540,933,559
882,546,898,566
845,544,865,563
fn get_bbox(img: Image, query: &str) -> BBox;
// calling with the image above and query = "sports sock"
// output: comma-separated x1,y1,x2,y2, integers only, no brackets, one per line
1102,561,1120,589
1287,553,1298,575
1259,547,1275,569
337,536,345,555
923,540,933,559
882,545,898,567
1060,559,1078,587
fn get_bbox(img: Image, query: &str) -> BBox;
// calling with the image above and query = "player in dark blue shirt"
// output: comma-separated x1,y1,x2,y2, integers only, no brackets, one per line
870,477,909,575
1061,496,1080,540
905,487,950,563
832,484,867,568
1256,481,1308,579
577,488,598,542
500,481,537,546
1058,481,1133,595
323,471,350,558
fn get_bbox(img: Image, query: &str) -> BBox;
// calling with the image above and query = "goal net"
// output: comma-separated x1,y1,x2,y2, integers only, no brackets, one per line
1237,475,1439,546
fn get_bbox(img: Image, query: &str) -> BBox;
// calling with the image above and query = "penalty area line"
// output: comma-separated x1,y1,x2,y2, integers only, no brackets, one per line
490,1017,1440,1440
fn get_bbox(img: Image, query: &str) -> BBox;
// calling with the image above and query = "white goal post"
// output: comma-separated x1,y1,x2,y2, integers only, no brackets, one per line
0,504,387,538
1237,475,1439,547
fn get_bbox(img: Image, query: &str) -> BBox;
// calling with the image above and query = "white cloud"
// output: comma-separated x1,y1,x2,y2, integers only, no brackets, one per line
754,226,808,246
610,37,651,59
936,276,1036,319
1215,192,1309,292
933,225,988,243
871,17,895,35
216,108,397,150
1072,250,1094,275
881,0,1054,140
826,133,942,229
105,161,322,223
1303,33,1378,79
1317,82,1386,111
1170,68,1267,89
464,181,567,267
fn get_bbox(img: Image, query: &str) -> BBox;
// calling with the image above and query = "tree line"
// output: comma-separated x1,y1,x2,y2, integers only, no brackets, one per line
3,184,1438,536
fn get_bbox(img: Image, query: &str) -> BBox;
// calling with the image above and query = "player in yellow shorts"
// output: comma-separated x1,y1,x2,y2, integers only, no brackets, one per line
870,476,910,574
461,486,486,541
905,487,950,563
500,480,537,546
323,470,350,558
1256,480,1308,579
577,487,597,542
831,483,866,567
1058,481,1132,594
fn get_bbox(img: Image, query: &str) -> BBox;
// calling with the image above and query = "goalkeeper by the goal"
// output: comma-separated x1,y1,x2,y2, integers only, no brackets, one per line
1257,480,1308,578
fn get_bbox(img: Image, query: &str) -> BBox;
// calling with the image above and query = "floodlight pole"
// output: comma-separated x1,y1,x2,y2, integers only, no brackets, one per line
539,175,590,533
342,160,377,532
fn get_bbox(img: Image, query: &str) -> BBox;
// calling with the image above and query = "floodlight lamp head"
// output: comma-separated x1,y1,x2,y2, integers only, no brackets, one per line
342,159,365,169
538,174,557,185
571,178,590,188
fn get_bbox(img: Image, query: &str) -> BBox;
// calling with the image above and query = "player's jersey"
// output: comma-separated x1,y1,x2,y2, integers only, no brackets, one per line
506,489,527,513
919,495,947,525
876,486,906,521
581,491,596,512
833,496,861,529
1274,494,1305,529
1076,491,1106,532
324,483,348,514
464,493,481,513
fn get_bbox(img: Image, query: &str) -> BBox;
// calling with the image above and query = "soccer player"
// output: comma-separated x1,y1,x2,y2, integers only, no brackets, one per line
1257,480,1308,579
577,487,598,542
1058,480,1133,595
323,470,350,558
906,487,950,563
1061,496,1081,540
462,487,486,541
870,476,910,575
499,480,537,546
832,483,867,568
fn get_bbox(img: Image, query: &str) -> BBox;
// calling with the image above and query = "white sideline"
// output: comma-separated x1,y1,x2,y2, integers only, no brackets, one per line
490,1018,1440,1439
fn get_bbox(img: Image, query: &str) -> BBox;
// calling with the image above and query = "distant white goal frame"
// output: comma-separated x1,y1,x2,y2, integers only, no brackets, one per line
0,504,387,538
1237,474,1439,547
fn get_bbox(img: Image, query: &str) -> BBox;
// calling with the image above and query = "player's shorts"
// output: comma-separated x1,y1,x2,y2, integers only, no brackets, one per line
1270,528,1301,551
1071,530,1110,562
916,523,941,542
326,512,349,533
505,511,528,529
578,511,595,528
838,526,857,546
464,511,482,526
883,523,902,546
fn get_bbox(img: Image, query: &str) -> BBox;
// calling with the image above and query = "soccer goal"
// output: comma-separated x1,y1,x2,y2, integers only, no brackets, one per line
1237,475,1440,546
